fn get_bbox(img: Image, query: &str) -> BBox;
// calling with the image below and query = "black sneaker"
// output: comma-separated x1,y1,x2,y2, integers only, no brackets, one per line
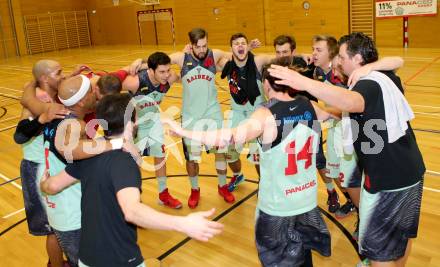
335,201,356,219
326,189,340,213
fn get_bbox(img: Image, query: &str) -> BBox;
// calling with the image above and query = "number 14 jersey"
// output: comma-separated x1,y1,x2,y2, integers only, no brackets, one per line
258,96,321,217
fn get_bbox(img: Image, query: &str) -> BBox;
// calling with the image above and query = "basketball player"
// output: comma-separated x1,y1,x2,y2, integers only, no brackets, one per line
14,60,70,267
219,33,276,191
40,93,224,267
131,28,235,208
273,34,315,79
38,75,97,267
162,57,334,266
268,32,425,267
311,35,405,227
122,52,183,209
20,61,140,161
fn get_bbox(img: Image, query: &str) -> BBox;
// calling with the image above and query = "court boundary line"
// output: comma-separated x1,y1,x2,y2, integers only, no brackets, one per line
151,174,363,262
1,173,438,264
0,176,20,186
424,187,440,193
406,84,440,89
404,56,440,85
0,172,22,190
157,187,259,261
0,218,26,236
414,112,440,117
0,93,20,100
2,208,25,219
412,104,440,109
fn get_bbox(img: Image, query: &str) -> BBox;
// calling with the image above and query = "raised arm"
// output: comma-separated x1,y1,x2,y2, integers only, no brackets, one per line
169,52,185,68
249,38,262,50
21,81,55,116
348,57,404,86
122,75,140,94
213,49,232,72
254,54,276,73
268,65,365,113
117,187,223,242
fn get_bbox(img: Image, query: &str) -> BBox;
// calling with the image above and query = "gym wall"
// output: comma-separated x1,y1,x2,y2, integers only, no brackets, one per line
4,0,440,57
85,0,349,47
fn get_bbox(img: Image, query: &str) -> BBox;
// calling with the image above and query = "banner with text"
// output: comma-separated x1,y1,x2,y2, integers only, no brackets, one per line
376,0,437,18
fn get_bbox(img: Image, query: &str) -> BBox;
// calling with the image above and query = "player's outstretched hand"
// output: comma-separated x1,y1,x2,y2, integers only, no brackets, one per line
161,116,183,137
179,208,224,242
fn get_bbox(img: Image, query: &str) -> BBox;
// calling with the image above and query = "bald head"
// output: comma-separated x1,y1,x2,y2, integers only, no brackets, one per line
59,75,83,100
32,60,61,80
58,75,95,109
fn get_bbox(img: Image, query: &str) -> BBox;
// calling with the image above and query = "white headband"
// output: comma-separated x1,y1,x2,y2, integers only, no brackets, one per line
58,74,91,107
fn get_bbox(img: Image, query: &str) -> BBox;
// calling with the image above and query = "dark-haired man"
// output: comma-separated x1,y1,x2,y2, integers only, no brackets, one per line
41,93,224,267
39,74,97,267
273,34,315,79
131,28,235,208
219,33,275,191
162,56,334,267
269,32,425,267
123,52,182,209
95,74,122,99
174,28,235,207
14,59,70,267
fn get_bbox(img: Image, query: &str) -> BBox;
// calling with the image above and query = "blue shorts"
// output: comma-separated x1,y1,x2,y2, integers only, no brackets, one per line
53,228,81,267
20,159,53,236
255,208,331,266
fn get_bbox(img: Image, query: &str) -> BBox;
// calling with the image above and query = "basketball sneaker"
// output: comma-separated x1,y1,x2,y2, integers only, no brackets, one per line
335,201,356,219
158,188,182,209
188,188,200,209
327,189,340,213
218,184,235,203
227,174,245,192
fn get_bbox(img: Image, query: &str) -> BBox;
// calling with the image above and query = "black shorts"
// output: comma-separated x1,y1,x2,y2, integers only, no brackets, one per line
316,136,326,170
255,208,331,266
359,179,423,261
20,159,52,236
54,228,81,267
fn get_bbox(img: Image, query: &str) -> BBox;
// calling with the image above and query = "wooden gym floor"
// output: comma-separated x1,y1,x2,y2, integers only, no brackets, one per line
0,45,439,266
